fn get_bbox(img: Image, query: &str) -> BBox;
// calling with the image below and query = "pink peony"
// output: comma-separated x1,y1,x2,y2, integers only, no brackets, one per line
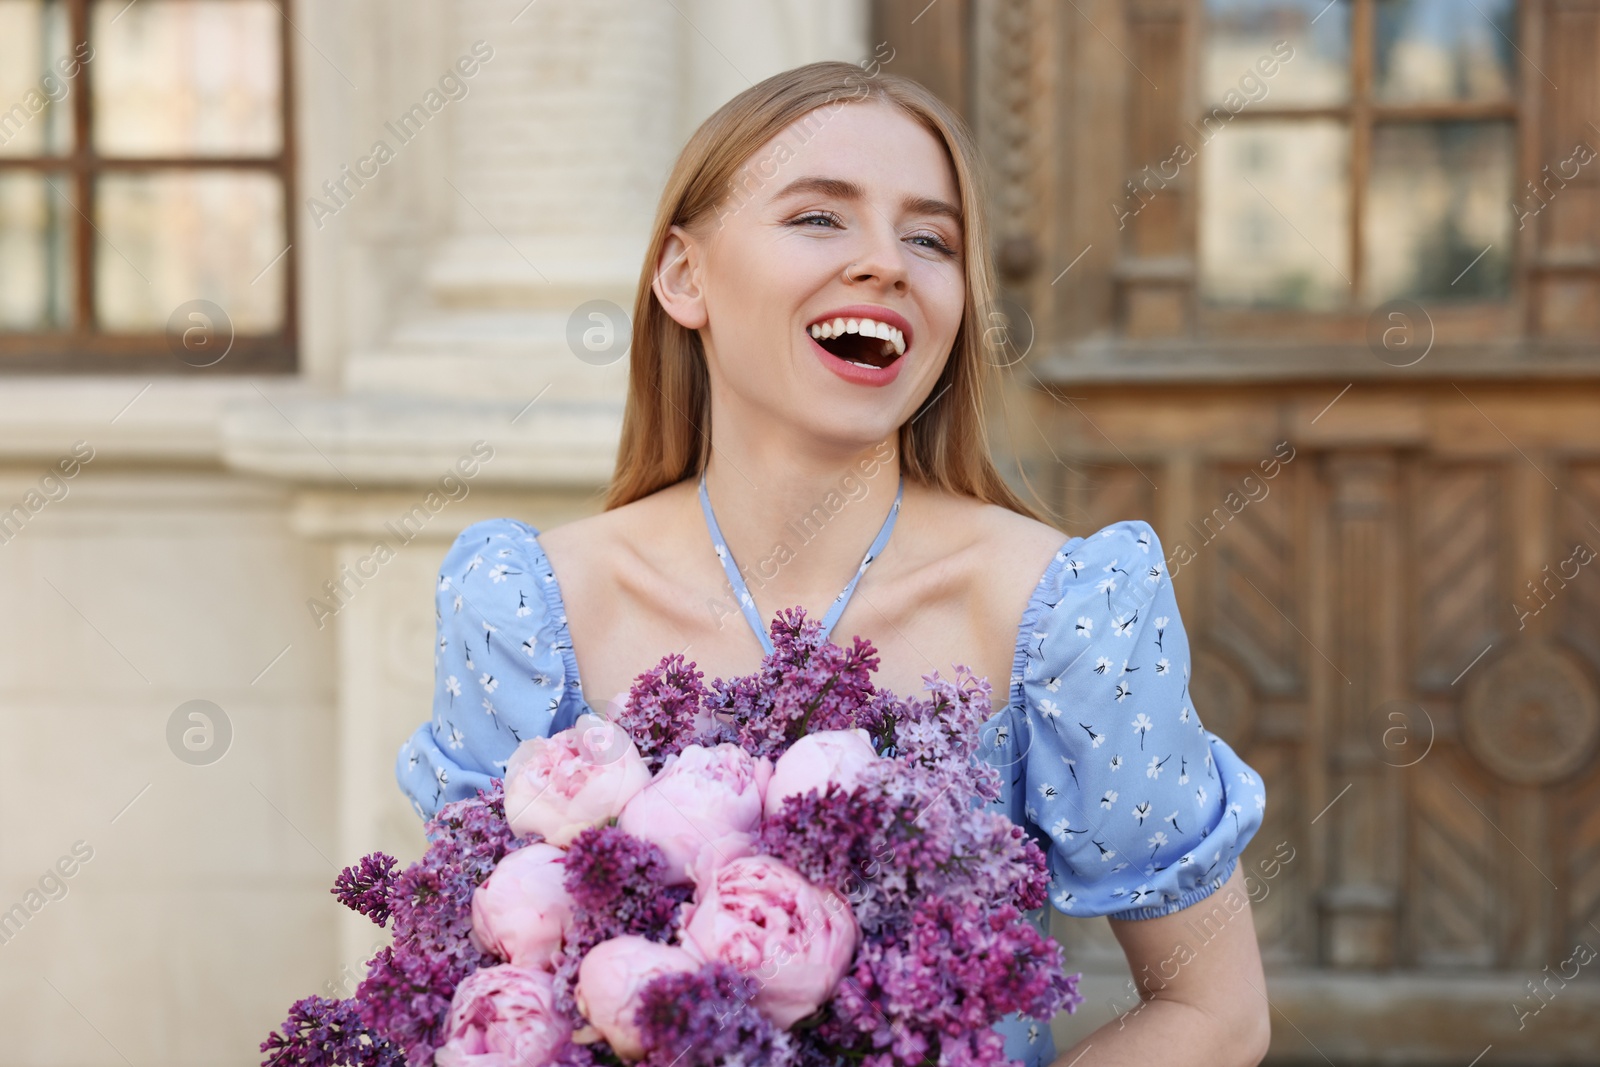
763,728,878,817
503,714,653,846
470,843,574,971
434,964,571,1067
617,743,773,885
684,830,760,889
678,854,859,1028
573,935,702,1061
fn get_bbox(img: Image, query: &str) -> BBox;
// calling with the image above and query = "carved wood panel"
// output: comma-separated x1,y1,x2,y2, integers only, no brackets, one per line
1558,463,1600,678
1410,465,1506,692
1204,459,1304,697
1408,751,1501,968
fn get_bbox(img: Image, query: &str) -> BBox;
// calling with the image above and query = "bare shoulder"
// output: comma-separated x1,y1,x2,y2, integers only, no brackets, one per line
532,479,703,623
904,484,1071,610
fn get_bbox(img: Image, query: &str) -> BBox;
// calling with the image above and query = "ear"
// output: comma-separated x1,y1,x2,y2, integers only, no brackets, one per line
652,225,709,331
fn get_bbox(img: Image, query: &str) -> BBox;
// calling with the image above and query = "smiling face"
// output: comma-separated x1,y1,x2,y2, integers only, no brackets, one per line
652,100,967,456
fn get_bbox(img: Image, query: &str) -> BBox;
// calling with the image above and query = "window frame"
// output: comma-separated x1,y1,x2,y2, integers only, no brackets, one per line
1192,0,1533,346
0,0,297,374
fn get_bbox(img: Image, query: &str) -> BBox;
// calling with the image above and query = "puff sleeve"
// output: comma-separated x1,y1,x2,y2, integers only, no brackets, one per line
998,520,1266,920
395,518,578,821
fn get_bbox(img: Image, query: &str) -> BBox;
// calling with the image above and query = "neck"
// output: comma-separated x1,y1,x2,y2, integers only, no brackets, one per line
699,438,902,614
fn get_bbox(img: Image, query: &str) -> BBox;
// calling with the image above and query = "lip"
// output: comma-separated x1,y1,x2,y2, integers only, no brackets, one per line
804,304,915,353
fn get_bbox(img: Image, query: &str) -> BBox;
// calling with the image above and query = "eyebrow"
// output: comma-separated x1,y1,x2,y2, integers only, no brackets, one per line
770,175,963,225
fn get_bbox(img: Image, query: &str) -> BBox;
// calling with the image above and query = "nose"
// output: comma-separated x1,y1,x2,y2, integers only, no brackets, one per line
841,222,910,292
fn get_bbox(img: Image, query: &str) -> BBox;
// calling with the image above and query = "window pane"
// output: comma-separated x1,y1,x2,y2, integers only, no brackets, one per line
0,0,75,157
95,170,284,331
1200,120,1351,310
1205,0,1351,107
92,0,282,157
0,171,73,328
1375,0,1516,104
1364,121,1513,303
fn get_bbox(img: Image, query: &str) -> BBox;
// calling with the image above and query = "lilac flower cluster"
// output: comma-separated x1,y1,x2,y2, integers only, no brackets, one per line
825,897,1080,1066
633,961,793,1067
619,607,893,761
549,824,693,1017
260,996,404,1067
331,852,397,925
758,756,1050,936
560,824,685,947
353,786,531,1062
756,667,1051,935
620,653,708,770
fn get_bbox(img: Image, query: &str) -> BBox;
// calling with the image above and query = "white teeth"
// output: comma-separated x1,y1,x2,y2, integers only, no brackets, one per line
808,315,907,357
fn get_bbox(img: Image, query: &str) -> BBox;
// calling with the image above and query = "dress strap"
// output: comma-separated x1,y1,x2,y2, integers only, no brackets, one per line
698,470,904,656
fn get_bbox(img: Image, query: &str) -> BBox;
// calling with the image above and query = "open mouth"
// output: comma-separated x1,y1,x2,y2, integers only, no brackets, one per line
807,316,907,370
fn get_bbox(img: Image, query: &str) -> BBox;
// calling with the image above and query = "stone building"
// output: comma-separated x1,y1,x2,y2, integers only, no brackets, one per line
0,1,1597,1063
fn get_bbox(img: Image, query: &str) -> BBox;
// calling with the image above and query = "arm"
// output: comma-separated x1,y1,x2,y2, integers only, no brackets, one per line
1051,862,1271,1066
1007,520,1272,1062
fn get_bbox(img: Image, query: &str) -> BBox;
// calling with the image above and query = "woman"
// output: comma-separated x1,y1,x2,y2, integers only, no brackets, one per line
398,61,1270,1066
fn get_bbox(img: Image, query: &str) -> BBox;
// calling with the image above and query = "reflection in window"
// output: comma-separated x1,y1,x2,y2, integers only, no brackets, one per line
1365,122,1513,302
1204,0,1350,106
1200,121,1351,310
0,0,74,157
92,0,282,157
97,171,283,330
1375,0,1516,103
0,171,73,328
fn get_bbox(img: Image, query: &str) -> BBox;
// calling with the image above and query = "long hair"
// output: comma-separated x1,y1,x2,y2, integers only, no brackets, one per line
603,60,1044,523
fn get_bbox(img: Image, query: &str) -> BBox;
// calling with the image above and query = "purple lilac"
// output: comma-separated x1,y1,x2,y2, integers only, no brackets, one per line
331,852,397,926
633,961,794,1067
260,996,404,1067
702,608,886,760
822,899,1081,1066
551,823,692,1018
349,784,528,1065
615,652,710,770
559,824,687,949
759,757,1050,935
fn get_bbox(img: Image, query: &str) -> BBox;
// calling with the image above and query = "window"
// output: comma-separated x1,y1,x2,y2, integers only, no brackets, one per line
1196,0,1519,322
0,0,293,372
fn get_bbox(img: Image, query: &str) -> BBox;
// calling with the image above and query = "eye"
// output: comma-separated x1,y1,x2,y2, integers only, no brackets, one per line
907,230,957,257
789,210,843,229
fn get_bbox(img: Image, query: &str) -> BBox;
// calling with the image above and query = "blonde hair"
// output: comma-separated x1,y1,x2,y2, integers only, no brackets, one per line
604,60,1043,523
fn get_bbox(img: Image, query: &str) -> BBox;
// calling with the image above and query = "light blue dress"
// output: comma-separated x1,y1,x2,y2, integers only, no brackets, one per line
397,483,1267,1067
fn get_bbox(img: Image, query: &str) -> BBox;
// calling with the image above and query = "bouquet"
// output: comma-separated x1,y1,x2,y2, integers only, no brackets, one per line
262,607,1082,1067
